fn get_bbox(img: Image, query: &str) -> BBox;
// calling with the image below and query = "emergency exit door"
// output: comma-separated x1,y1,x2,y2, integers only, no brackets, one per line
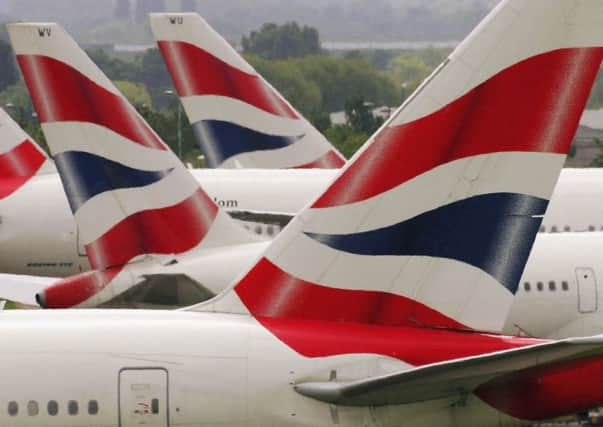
119,368,169,427
576,267,598,313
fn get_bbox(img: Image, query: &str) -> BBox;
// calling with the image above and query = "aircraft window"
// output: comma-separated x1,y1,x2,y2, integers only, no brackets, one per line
562,281,569,291
254,226,262,235
524,282,531,292
537,282,544,291
8,401,18,417
590,225,596,232
539,226,546,232
27,400,38,416
564,226,570,232
88,400,99,415
549,281,556,291
47,400,58,416
551,226,558,233
267,226,275,236
151,398,159,414
68,400,78,416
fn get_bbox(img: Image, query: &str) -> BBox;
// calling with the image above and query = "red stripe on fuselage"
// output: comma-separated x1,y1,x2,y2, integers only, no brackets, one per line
86,188,218,270
257,317,542,365
262,317,603,422
41,267,121,308
157,40,299,119
235,258,467,329
294,150,345,169
313,48,603,208
17,55,166,151
0,140,46,199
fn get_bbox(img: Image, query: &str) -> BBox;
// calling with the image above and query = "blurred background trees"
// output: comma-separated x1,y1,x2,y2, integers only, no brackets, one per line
0,17,601,163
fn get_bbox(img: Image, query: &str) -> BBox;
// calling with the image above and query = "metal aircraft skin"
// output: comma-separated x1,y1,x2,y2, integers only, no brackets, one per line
150,12,345,169
2,2,603,427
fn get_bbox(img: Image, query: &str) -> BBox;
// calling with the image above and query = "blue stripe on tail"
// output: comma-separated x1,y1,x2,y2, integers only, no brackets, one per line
55,151,173,212
305,193,547,294
192,120,305,167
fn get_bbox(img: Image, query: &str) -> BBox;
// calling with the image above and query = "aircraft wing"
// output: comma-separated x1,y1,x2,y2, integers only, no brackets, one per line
0,274,58,307
294,336,603,406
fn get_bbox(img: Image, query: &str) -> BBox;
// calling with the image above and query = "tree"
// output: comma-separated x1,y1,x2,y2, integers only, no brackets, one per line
248,55,322,117
325,125,367,160
114,0,131,20
138,48,174,108
592,138,603,167
587,68,603,109
242,22,322,60
114,81,152,107
88,49,141,81
344,95,383,135
0,40,18,92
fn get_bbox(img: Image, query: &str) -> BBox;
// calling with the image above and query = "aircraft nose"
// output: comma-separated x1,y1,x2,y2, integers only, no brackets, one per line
35,291,47,308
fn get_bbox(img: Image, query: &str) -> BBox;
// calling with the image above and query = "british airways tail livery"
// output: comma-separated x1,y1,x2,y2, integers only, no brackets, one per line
10,22,265,308
0,107,54,199
200,1,603,334
149,12,345,169
3,3,603,426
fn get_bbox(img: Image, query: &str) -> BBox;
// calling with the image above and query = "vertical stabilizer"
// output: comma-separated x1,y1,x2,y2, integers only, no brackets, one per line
150,13,345,169
196,0,603,336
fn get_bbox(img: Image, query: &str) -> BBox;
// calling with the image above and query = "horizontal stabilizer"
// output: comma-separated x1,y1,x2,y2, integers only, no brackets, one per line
294,336,603,406
0,274,58,306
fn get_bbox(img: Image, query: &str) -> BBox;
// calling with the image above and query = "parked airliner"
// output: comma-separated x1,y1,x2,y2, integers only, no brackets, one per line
3,2,603,426
10,20,278,310
0,107,55,199
3,8,603,282
150,12,345,169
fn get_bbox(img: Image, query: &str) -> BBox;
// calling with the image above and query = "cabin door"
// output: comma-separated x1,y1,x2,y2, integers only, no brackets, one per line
576,267,598,313
119,368,169,427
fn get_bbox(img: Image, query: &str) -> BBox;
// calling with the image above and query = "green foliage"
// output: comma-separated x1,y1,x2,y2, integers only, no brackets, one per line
591,138,603,167
114,81,152,107
325,125,368,160
0,82,35,121
138,49,174,109
387,48,450,98
136,103,198,162
587,69,603,109
248,54,401,115
88,48,174,109
345,96,384,135
88,49,140,81
0,39,18,92
249,55,322,116
242,22,321,60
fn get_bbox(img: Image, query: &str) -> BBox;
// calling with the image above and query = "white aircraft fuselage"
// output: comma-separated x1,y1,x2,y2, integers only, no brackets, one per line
505,232,603,339
0,308,596,427
0,169,333,277
1,168,601,278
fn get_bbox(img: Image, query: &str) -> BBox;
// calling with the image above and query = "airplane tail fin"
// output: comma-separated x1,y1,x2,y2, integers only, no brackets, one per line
8,22,257,276
0,108,54,199
197,0,603,334
149,13,345,169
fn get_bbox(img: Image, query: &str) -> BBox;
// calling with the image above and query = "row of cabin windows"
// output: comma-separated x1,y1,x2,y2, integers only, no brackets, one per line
540,225,603,233
523,280,570,292
7,400,98,417
243,224,279,237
